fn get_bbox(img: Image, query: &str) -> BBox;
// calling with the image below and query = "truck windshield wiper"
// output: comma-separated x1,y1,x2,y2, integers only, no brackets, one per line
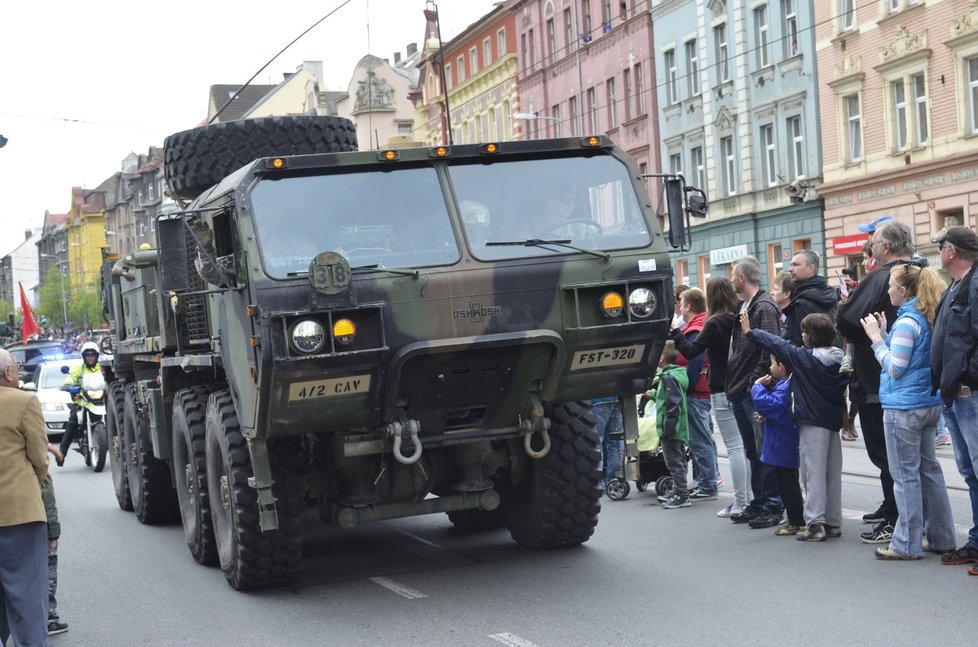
485,239,610,261
351,264,420,278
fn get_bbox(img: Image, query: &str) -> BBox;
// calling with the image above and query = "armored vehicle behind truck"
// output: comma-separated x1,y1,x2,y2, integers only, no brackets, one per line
102,114,703,590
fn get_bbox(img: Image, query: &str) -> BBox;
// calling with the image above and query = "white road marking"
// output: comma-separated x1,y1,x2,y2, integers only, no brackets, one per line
488,632,543,647
368,576,427,599
391,528,445,550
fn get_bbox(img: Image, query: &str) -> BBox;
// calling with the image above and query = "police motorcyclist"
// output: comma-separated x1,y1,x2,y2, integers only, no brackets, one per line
58,342,103,463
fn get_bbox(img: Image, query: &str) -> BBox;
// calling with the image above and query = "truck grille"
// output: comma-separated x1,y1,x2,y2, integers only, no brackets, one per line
182,225,209,345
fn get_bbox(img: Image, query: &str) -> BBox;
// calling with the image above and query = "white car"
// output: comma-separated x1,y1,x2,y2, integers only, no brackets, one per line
23,357,83,442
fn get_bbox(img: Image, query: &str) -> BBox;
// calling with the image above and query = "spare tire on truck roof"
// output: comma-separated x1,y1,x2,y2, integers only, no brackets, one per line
164,115,358,202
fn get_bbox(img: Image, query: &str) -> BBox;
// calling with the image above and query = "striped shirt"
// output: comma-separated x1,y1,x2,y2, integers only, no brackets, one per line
871,316,921,379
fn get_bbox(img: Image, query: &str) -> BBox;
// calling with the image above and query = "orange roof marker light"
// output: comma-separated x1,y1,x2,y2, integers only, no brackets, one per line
600,291,625,318
583,136,601,147
480,143,499,154
333,318,356,345
429,146,450,158
380,150,399,161
271,157,286,169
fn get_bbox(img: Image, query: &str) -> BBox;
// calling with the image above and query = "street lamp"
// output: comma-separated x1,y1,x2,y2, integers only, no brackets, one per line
40,254,68,329
513,113,567,137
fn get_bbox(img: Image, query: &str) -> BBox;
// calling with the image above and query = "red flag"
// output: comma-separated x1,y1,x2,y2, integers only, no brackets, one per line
19,282,40,340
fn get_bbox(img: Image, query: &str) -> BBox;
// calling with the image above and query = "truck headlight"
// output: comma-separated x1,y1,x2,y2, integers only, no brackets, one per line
290,319,326,354
628,288,656,319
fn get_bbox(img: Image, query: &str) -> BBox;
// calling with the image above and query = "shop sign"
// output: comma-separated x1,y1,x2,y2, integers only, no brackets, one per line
710,244,749,266
832,233,869,256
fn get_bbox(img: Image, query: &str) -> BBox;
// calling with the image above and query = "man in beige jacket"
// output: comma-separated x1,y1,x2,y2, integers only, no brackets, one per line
0,348,49,647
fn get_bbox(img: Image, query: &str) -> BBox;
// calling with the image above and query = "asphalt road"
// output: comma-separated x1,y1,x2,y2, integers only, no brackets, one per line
48,449,975,647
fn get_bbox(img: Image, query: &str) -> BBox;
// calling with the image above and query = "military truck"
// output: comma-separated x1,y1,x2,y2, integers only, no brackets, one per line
102,114,705,590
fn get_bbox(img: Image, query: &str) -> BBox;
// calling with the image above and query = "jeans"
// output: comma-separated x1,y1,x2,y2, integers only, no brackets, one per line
883,407,956,556
0,522,48,647
661,437,688,497
944,394,978,548
712,392,750,508
731,394,780,511
687,397,717,494
857,402,898,524
592,402,624,482
799,425,843,527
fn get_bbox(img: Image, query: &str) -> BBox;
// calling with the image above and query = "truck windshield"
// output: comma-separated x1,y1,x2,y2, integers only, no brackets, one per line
448,155,652,261
250,166,460,278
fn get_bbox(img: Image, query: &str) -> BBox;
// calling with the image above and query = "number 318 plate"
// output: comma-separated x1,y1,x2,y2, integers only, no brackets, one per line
570,344,646,370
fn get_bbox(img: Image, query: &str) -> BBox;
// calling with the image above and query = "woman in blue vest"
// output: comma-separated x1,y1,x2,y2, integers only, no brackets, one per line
860,264,956,560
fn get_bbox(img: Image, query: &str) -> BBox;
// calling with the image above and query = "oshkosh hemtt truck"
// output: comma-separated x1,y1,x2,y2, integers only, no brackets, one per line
102,114,703,590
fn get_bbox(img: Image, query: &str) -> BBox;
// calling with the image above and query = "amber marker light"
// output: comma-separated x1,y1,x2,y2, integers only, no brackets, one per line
481,143,499,154
272,158,285,168
381,150,399,161
431,146,449,157
584,136,601,147
333,318,357,345
601,291,625,318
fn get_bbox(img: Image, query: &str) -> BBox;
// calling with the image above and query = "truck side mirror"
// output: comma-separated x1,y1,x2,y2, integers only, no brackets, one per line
157,215,191,292
687,190,708,218
665,179,688,249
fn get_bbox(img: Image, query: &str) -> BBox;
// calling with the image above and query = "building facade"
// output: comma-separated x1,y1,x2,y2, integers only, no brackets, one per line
0,229,40,307
37,211,68,299
336,51,422,150
654,0,824,289
818,0,978,276
66,187,107,291
414,5,519,146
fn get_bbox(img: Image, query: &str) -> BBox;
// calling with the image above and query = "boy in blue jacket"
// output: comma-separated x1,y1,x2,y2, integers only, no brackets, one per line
751,357,804,535
742,312,848,542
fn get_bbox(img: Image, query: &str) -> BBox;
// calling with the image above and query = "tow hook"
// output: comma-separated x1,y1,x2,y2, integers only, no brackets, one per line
391,419,422,465
522,418,551,459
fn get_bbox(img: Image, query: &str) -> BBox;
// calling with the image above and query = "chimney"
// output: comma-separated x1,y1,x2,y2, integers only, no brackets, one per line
24,229,33,241
394,51,402,64
407,42,418,56
283,72,294,81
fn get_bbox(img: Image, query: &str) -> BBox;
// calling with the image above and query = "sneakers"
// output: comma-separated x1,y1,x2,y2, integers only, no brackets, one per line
797,523,827,542
875,546,921,561
660,493,691,509
861,505,886,524
775,522,802,536
730,505,763,524
839,354,854,373
656,489,675,503
749,512,783,529
716,503,743,518
922,538,954,555
48,619,69,636
717,475,725,489
860,521,895,544
689,488,718,501
825,525,842,538
940,543,978,565
936,434,952,447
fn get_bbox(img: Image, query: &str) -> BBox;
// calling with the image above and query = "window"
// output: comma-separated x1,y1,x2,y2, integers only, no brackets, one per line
520,33,527,70
547,19,556,63
685,40,699,97
397,122,412,134
721,136,736,196
846,94,862,162
498,29,507,55
783,0,798,57
787,115,804,179
469,47,478,76
676,259,688,287
602,0,612,24
607,78,618,127
669,152,682,176
768,243,783,288
893,79,907,150
587,87,598,132
581,0,592,37
635,62,645,113
913,73,928,146
527,29,535,69
569,95,579,135
714,24,729,82
841,0,855,31
888,0,899,11
564,9,575,53
445,64,453,90
489,109,497,140
754,6,769,68
457,56,466,82
551,104,562,137
691,146,705,190
484,38,492,66
664,49,677,104
623,68,632,121
760,124,776,187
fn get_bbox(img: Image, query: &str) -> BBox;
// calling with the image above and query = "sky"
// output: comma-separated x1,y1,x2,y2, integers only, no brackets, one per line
0,0,498,256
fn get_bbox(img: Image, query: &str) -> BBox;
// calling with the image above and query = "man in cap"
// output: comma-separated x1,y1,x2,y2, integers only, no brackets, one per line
837,220,922,543
857,216,893,272
931,226,978,571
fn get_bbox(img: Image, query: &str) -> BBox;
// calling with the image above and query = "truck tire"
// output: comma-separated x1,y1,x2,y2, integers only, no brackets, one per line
164,115,359,202
172,387,217,566
124,383,179,524
500,402,602,549
107,381,132,511
446,508,505,532
205,391,301,590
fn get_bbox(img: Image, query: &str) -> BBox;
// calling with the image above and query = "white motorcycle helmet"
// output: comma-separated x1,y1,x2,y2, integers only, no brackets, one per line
81,342,100,364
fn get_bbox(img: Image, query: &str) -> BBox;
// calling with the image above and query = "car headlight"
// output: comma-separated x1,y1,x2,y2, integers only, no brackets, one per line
42,401,65,412
628,288,656,319
291,319,326,354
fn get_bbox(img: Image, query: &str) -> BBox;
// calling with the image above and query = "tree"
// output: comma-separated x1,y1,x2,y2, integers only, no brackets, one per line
38,266,71,332
0,297,13,322
68,283,103,332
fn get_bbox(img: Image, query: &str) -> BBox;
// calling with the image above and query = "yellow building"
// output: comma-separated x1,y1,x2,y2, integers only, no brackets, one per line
66,187,107,290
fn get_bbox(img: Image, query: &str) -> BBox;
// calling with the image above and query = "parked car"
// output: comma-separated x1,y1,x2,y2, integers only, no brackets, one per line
21,356,82,442
5,339,71,384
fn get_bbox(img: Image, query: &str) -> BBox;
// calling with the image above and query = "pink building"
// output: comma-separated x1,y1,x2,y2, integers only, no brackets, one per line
506,0,661,189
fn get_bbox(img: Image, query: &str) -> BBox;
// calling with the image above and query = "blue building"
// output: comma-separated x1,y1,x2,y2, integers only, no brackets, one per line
651,0,824,289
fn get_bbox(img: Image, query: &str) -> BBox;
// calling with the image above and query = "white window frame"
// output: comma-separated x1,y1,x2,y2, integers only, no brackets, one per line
846,94,862,162
484,38,492,66
547,19,556,63
841,0,855,32
691,146,705,191
498,29,507,55
893,79,908,151
635,62,645,113
787,115,805,179
755,6,769,68
783,0,798,58
685,40,699,96
760,124,776,187
664,49,677,104
587,86,598,132
913,73,928,146
715,24,729,83
669,151,682,177
469,47,478,76
607,78,618,128
457,56,465,82
445,64,453,90
721,136,736,196
970,56,978,135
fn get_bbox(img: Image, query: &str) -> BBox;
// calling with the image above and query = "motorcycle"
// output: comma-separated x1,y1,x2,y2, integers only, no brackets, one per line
62,367,109,472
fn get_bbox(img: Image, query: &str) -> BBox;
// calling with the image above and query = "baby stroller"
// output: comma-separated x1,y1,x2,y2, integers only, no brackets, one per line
605,397,683,500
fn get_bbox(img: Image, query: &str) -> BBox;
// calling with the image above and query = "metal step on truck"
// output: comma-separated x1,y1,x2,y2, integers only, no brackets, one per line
100,114,706,590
